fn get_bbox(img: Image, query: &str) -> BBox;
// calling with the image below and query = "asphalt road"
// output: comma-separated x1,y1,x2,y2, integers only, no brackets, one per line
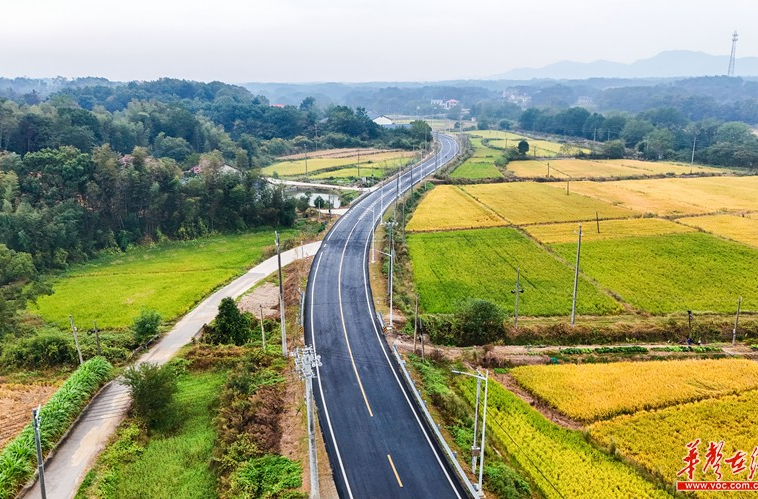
305,134,469,498
23,242,322,499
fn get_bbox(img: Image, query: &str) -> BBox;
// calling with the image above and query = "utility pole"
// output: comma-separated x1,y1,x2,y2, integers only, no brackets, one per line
571,224,582,326
304,143,308,179
69,315,83,365
690,132,697,174
510,267,524,328
728,31,739,77
275,231,287,358
732,297,742,346
259,304,266,351
293,346,322,499
413,294,419,354
451,369,489,496
32,406,47,499
88,321,101,356
371,205,376,263
596,212,600,234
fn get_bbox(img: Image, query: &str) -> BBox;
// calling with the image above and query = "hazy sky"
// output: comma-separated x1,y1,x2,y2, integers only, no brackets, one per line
1,0,755,83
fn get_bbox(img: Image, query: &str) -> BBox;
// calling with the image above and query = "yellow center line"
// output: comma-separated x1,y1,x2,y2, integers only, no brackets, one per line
387,454,403,488
338,220,374,417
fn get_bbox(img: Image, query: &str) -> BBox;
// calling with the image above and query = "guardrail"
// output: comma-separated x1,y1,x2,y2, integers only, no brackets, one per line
392,344,479,498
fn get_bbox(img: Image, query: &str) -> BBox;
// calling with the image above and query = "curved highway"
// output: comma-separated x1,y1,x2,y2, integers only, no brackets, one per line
305,134,467,498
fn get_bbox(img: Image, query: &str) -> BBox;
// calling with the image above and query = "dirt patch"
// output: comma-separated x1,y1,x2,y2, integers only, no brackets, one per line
494,373,584,431
239,282,280,318
391,336,550,366
0,382,59,449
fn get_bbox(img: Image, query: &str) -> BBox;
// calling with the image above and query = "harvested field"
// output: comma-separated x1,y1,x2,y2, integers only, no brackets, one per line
0,382,59,450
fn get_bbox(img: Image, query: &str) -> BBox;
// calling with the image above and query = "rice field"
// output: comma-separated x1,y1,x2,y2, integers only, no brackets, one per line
591,390,758,493
461,183,638,225
525,218,695,245
551,232,758,314
451,137,504,179
557,176,758,217
506,159,722,180
510,359,758,422
677,214,758,247
261,150,414,177
406,186,505,232
407,227,622,315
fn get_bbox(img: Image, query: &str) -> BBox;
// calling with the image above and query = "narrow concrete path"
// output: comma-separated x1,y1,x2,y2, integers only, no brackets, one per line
23,241,322,499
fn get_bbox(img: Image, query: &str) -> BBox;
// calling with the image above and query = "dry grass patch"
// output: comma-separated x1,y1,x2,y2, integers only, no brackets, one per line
406,185,504,232
0,382,59,450
262,150,414,177
525,218,695,244
677,214,758,247
462,182,638,225
512,359,758,422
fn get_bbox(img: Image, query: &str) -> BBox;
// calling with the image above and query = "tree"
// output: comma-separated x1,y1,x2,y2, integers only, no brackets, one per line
454,298,506,346
206,297,252,345
132,308,161,344
517,140,529,155
122,362,178,429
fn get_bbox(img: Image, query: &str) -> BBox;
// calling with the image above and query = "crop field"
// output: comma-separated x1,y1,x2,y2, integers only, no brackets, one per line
311,165,391,180
510,359,758,422
33,230,295,329
0,383,58,450
261,150,414,177
556,176,758,217
591,390,758,490
459,379,670,498
461,183,638,225
407,227,621,315
551,232,758,314
677,214,758,247
451,137,503,179
505,159,717,179
525,218,695,245
601,158,727,175
405,186,504,232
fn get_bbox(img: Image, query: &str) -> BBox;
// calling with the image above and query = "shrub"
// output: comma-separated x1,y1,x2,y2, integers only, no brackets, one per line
0,330,76,367
485,461,531,498
205,298,252,346
454,298,506,346
0,357,113,499
122,362,178,430
132,308,161,344
228,455,304,499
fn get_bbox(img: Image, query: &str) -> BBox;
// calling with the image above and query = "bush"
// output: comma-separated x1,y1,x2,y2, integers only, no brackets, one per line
0,357,113,499
0,330,76,367
228,455,304,499
454,299,506,346
132,308,161,344
205,298,252,346
122,362,178,430
485,461,531,498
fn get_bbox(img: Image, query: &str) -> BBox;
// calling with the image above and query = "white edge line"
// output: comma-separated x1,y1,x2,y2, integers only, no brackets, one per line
310,251,355,499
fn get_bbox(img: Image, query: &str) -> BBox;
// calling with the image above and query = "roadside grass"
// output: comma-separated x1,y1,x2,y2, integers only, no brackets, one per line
551,232,758,314
407,227,621,316
557,176,758,216
524,217,694,245
406,185,504,232
461,183,638,225
677,214,758,248
33,230,296,329
510,359,758,422
77,370,224,499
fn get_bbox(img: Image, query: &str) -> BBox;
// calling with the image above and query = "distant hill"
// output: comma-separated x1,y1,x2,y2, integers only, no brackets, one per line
492,50,758,80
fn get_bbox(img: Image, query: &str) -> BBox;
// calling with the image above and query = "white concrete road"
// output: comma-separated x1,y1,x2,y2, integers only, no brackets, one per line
23,241,322,499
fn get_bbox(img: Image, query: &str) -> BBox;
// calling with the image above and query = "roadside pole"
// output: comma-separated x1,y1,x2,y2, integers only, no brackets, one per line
32,406,47,499
259,304,266,351
732,297,743,346
511,267,524,328
69,316,84,365
276,231,287,358
293,346,322,499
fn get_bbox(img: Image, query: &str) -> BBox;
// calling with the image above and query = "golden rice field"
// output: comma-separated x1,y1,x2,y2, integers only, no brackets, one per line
602,158,726,175
511,359,758,422
591,390,758,492
261,150,414,177
468,130,592,156
406,186,504,232
310,165,389,180
524,218,695,244
677,214,758,247
556,176,758,217
461,183,638,225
